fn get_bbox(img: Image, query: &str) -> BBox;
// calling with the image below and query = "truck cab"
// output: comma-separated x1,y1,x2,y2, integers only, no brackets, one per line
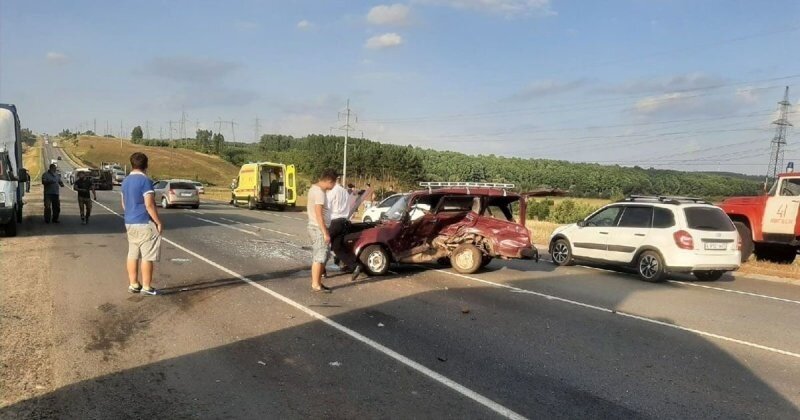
232,162,297,210
720,173,800,263
0,104,26,236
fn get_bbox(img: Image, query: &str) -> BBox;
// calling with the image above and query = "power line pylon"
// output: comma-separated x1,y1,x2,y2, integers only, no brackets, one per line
331,99,357,186
766,86,793,186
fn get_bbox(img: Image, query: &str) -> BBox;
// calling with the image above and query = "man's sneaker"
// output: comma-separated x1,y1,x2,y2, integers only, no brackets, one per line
140,287,159,296
128,284,142,293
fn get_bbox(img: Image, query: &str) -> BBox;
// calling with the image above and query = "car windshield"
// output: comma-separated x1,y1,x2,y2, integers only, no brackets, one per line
171,182,195,190
385,195,411,221
684,207,735,231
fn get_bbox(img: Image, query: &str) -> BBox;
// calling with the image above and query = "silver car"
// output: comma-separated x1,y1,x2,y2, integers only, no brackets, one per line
154,180,199,209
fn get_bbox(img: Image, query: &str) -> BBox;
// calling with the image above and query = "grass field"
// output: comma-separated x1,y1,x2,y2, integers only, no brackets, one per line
63,136,239,187
21,138,44,183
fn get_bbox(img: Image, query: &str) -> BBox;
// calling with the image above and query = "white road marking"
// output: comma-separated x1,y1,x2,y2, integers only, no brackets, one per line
186,209,204,214
429,268,800,360
667,280,800,306
219,217,295,237
191,216,259,236
91,200,526,420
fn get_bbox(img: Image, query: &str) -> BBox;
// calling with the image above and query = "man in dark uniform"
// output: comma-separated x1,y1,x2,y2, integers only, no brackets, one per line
42,163,64,223
74,171,96,224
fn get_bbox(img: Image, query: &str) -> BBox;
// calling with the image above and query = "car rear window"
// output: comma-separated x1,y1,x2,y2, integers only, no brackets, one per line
170,182,195,190
652,207,676,228
438,196,476,212
684,207,735,232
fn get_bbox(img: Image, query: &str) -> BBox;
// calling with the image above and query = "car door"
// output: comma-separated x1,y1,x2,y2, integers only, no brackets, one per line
762,177,800,239
606,205,654,263
570,206,623,260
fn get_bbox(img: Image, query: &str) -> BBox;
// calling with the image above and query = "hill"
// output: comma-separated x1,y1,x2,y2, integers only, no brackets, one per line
62,136,238,187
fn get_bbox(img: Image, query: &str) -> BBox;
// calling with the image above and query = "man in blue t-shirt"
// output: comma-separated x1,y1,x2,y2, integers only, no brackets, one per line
121,152,164,296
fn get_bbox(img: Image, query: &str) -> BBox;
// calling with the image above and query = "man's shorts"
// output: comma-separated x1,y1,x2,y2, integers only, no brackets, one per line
307,224,329,264
126,222,162,262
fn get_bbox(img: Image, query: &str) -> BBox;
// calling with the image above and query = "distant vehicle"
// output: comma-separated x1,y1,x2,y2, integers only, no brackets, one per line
344,182,554,276
0,104,26,236
112,170,125,185
154,179,199,209
86,168,113,190
721,172,800,264
550,196,741,282
57,155,62,160
231,161,297,210
68,168,91,185
361,193,407,222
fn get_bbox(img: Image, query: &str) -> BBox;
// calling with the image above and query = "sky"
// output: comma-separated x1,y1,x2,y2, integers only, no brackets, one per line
1,0,799,175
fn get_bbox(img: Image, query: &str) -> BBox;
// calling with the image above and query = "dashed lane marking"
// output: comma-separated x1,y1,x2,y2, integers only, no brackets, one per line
219,217,295,237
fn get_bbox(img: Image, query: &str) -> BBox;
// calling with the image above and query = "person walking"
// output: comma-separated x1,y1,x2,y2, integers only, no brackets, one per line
42,163,64,223
307,168,337,293
327,178,362,280
121,152,163,296
73,171,96,225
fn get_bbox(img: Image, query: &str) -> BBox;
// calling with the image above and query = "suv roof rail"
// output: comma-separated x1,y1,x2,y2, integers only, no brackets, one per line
419,181,516,195
622,195,710,205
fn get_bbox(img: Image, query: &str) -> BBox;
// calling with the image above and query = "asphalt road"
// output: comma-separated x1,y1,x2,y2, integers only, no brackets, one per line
5,143,800,418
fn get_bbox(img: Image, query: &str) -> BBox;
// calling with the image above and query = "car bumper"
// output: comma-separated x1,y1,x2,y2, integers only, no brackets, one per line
0,206,14,224
168,197,200,205
666,251,741,272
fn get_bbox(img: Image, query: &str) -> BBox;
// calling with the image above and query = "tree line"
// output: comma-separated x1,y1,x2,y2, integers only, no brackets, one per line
121,128,764,199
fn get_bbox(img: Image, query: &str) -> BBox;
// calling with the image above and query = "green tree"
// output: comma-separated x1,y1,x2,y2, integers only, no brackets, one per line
212,133,225,155
196,129,213,152
20,128,37,146
131,126,144,143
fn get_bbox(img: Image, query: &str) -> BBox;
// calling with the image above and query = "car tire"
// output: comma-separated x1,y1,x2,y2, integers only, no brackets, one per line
363,216,372,223
360,245,390,276
16,203,23,223
192,204,200,209
637,251,666,282
694,270,724,281
754,243,796,264
480,256,493,268
248,197,256,210
4,219,17,237
450,244,483,274
550,239,574,266
161,197,169,209
733,221,753,263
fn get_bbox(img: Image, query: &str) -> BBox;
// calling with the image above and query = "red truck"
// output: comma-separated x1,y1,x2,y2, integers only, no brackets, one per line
720,172,800,263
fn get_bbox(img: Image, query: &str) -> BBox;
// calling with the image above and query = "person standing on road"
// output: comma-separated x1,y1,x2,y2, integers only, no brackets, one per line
326,178,362,280
74,171,96,225
42,163,64,224
121,152,164,296
307,168,337,293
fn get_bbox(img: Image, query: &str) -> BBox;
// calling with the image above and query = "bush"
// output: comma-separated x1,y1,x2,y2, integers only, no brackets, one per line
549,200,600,224
527,198,553,221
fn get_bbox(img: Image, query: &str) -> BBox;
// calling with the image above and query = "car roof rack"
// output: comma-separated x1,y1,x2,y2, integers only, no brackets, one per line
419,181,516,195
622,195,710,205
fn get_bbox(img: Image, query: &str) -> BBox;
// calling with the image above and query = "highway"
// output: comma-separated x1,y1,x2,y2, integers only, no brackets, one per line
4,142,800,418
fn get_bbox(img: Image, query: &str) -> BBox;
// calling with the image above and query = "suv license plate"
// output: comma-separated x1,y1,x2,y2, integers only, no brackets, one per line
181,193,193,197
704,243,727,251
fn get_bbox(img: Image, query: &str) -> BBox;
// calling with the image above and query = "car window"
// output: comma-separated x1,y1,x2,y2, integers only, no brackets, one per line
684,207,735,232
484,205,513,221
0,153,10,181
154,181,166,189
618,206,653,228
385,195,410,221
652,207,676,228
192,182,202,187
437,196,476,212
380,195,401,208
780,178,800,196
170,182,195,190
585,206,621,227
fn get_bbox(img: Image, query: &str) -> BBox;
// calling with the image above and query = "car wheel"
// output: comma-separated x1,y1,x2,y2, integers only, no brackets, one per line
192,204,200,209
248,197,256,210
363,216,372,223
161,197,169,209
3,219,17,237
450,244,483,274
733,222,753,263
637,251,666,282
551,239,573,266
694,270,724,281
360,245,390,276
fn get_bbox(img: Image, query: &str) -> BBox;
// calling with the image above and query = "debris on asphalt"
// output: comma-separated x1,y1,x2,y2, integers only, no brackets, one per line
437,356,447,362
170,258,191,264
329,361,342,367
460,307,470,314
258,361,266,366
377,322,385,327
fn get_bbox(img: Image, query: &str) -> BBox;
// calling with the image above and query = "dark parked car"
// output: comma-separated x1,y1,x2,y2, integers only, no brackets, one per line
344,183,561,275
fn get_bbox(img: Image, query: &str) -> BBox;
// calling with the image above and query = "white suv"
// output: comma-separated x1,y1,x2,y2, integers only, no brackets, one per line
549,197,741,282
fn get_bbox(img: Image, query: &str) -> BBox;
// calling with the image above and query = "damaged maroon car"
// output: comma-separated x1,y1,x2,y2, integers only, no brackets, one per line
344,182,560,275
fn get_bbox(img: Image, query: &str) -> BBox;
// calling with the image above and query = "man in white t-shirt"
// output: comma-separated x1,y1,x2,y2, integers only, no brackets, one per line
307,168,338,293
326,178,361,280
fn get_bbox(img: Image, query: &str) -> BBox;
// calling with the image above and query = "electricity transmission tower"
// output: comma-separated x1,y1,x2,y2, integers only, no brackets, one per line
331,99,357,186
254,117,261,142
766,86,793,185
215,118,238,142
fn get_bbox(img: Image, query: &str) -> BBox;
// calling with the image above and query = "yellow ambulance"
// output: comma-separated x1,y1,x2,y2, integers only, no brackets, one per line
231,162,297,210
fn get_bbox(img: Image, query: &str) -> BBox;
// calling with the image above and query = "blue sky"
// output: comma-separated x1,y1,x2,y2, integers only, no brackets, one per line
1,0,799,174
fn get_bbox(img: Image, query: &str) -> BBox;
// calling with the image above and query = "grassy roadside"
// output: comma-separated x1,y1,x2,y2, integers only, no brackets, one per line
21,138,44,184
526,220,800,281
